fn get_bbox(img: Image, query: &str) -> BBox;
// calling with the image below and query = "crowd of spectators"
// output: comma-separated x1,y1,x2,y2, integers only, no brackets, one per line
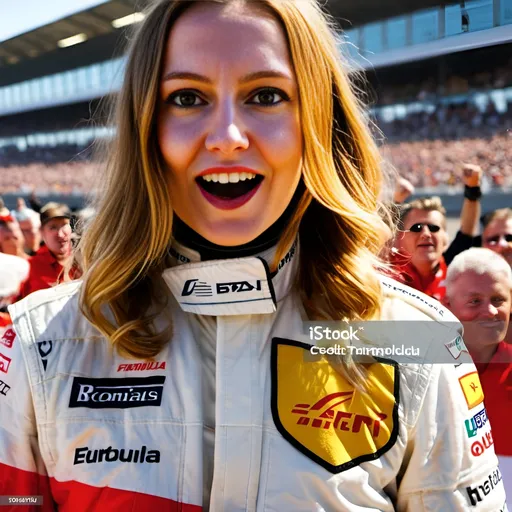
0,161,100,195
376,101,512,142
380,131,512,189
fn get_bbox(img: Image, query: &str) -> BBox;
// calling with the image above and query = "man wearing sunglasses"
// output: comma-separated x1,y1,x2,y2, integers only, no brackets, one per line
390,165,482,301
481,208,512,268
392,197,451,301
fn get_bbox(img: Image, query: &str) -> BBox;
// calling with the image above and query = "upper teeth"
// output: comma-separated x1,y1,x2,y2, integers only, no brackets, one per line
201,172,257,183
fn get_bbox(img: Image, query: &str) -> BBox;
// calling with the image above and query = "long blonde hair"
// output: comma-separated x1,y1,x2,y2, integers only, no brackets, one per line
78,0,389,379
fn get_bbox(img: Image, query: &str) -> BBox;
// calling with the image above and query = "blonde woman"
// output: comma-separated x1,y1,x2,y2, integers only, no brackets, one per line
1,0,506,510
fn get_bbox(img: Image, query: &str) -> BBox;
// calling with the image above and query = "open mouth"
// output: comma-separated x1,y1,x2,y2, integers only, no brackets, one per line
196,172,264,210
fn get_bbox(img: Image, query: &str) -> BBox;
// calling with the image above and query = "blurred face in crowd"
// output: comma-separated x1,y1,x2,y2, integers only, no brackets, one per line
483,217,512,267
19,218,41,253
41,218,72,260
444,271,511,358
396,209,447,272
158,2,303,246
16,198,26,210
0,220,24,256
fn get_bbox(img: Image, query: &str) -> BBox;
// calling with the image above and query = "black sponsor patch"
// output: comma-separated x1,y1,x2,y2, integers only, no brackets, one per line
69,376,165,409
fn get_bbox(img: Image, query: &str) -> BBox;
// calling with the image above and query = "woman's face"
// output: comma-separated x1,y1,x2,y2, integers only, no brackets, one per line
158,2,303,246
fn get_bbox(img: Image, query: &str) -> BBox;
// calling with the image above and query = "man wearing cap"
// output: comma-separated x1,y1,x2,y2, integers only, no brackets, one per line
19,203,79,298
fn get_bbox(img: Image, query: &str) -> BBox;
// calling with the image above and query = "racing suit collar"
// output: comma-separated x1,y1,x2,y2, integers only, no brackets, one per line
162,239,299,316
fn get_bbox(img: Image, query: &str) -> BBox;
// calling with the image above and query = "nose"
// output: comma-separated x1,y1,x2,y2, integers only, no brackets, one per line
205,101,249,155
482,302,499,319
419,226,432,239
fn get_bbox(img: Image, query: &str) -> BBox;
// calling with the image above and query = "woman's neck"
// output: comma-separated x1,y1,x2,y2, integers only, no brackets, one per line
173,182,303,261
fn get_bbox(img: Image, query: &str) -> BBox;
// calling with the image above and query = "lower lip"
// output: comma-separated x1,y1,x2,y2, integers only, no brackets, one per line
478,322,504,328
198,181,262,210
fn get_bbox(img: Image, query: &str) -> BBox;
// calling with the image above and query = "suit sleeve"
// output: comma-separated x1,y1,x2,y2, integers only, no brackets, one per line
397,361,508,511
0,327,55,511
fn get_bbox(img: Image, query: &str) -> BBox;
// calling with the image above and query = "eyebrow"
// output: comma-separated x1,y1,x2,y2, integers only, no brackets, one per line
162,70,293,84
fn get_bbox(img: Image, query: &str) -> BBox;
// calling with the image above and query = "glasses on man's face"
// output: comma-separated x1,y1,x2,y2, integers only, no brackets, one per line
405,223,441,233
484,234,512,246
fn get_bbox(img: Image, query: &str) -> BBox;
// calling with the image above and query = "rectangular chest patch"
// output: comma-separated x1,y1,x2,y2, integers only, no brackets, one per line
69,376,166,409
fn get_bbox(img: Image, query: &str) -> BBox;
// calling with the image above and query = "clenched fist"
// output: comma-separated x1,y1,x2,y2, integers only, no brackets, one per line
462,163,483,187
393,177,415,204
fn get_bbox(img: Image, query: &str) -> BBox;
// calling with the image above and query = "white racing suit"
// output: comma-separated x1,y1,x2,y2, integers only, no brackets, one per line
0,241,508,511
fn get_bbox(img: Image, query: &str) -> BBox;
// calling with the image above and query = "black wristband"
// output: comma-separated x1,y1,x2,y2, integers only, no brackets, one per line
464,185,482,201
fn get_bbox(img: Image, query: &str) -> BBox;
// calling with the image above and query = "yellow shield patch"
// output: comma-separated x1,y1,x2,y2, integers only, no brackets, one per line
271,338,399,473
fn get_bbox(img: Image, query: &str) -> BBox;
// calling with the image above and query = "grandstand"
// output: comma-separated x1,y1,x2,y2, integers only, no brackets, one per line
0,0,511,209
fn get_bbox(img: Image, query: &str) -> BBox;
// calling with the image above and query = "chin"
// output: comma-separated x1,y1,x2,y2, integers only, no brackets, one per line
195,220,268,247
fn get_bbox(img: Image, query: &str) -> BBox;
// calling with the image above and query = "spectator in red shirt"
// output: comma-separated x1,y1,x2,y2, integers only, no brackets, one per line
443,247,512,508
19,203,79,298
390,197,450,301
0,215,29,260
480,208,512,344
389,164,482,301
0,252,29,330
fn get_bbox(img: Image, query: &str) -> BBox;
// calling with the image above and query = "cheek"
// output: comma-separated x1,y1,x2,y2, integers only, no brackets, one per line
434,233,445,248
253,116,302,166
498,305,511,321
157,115,203,176
457,308,479,322
399,235,415,253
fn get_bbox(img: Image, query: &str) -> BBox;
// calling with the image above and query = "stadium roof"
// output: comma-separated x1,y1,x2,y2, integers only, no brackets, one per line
0,0,136,69
0,0,445,70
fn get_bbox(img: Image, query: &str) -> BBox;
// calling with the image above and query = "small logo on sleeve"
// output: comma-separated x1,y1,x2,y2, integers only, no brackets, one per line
0,353,11,374
466,469,502,506
459,372,484,410
0,379,11,396
0,329,15,349
465,408,488,438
